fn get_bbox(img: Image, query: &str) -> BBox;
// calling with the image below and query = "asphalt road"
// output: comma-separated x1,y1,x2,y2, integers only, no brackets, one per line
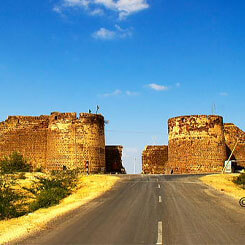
18,175,245,245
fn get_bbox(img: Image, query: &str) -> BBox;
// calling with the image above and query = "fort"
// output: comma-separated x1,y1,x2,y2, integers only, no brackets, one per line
142,146,168,174
142,115,245,174
0,112,123,173
1,111,244,175
105,145,125,173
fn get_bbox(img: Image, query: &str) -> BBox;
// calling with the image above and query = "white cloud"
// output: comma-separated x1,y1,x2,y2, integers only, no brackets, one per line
115,24,132,38
96,0,149,19
102,89,122,97
219,92,228,96
54,0,149,19
126,90,139,96
92,25,132,40
101,89,140,97
147,83,169,91
53,6,62,13
63,0,90,7
89,8,104,15
92,27,116,40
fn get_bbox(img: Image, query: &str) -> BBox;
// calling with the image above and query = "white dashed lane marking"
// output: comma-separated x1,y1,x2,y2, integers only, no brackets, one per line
156,221,163,244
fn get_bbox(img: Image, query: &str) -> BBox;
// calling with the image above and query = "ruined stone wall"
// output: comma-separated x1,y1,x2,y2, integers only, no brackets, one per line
0,112,106,173
224,123,245,168
105,146,124,173
142,145,168,174
167,115,227,174
0,116,49,169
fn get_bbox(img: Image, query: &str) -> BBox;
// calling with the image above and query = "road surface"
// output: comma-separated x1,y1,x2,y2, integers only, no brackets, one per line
18,175,245,244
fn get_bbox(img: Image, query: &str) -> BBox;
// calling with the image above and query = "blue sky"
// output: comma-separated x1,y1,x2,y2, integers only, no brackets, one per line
1,0,245,173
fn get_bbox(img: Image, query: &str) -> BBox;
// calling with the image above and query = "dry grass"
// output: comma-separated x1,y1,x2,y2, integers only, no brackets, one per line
0,174,119,244
200,174,245,200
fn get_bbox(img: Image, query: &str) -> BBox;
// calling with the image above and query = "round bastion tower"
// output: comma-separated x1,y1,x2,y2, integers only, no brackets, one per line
46,112,105,173
75,113,106,173
167,115,227,174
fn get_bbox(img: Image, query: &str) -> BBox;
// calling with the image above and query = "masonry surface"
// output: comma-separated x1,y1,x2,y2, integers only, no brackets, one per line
105,146,125,173
167,115,227,174
224,123,245,168
142,115,245,174
0,112,106,173
142,146,168,174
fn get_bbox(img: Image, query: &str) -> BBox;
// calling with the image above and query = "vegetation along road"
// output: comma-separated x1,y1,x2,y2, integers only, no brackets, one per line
18,174,245,245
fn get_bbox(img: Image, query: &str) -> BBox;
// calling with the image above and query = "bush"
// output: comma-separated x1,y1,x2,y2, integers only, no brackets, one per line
0,152,31,174
233,173,245,189
0,176,24,220
28,170,78,212
29,187,69,212
0,168,79,220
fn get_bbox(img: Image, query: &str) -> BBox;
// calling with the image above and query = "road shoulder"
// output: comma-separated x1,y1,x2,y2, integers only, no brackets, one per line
200,173,245,201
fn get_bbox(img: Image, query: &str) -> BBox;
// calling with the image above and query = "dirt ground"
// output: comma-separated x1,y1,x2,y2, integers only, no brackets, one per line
200,173,245,200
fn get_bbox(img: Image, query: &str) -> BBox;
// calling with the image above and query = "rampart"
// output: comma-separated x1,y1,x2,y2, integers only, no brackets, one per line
142,145,168,174
105,145,125,173
142,115,245,174
0,112,106,173
224,123,245,168
167,115,227,174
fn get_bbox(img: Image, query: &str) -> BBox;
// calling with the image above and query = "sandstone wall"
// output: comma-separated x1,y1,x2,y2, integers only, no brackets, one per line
167,115,227,174
0,112,106,173
224,123,245,168
142,145,168,174
46,112,77,171
105,146,124,173
0,116,49,169
75,113,105,173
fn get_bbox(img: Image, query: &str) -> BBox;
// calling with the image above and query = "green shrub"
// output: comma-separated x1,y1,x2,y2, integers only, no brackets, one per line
28,170,78,212
233,173,245,189
29,187,69,212
0,168,79,220
0,176,25,220
0,152,31,174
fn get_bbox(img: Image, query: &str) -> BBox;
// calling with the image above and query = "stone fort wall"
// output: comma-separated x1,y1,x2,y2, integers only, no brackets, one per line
142,115,245,174
224,123,245,168
0,112,106,173
167,115,227,174
142,145,168,174
105,146,125,173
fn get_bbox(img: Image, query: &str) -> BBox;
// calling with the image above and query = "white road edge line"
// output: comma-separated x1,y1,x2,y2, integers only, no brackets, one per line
159,196,162,203
156,221,163,244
